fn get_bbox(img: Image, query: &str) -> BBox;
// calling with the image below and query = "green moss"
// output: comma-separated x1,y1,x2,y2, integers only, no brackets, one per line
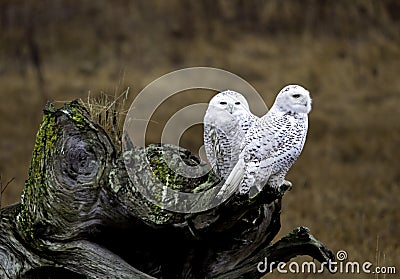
150,155,185,191
17,100,91,240
134,144,221,225
64,101,92,129
146,144,218,194
17,107,59,240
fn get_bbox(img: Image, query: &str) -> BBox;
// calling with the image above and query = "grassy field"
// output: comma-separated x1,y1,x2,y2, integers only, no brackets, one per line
0,1,399,278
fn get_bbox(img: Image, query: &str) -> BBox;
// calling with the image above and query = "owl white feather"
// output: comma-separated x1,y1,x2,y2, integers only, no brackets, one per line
204,90,257,179
217,85,312,198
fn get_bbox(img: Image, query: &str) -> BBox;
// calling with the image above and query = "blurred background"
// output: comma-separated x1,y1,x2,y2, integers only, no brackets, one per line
0,1,399,278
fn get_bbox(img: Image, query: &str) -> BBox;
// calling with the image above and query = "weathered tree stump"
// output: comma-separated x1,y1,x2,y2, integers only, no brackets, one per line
0,101,334,278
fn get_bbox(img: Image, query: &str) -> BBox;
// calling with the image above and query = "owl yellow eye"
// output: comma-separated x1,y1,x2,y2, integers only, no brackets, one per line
292,94,301,98
220,101,227,105
235,102,241,105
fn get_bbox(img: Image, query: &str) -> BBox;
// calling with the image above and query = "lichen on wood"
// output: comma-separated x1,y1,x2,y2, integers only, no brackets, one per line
0,100,334,278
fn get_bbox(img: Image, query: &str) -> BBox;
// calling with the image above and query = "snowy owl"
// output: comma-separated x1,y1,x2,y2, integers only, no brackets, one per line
217,85,312,198
204,90,257,179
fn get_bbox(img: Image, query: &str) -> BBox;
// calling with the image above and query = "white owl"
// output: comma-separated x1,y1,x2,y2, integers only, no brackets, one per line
204,90,257,179
217,85,312,198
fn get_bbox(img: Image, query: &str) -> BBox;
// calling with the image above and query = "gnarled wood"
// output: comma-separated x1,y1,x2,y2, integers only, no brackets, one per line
0,101,334,278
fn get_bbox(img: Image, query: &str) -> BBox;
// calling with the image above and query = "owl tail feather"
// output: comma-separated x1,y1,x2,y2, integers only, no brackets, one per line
216,158,245,200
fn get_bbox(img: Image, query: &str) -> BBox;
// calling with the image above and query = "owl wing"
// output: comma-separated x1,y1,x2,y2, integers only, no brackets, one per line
204,122,220,177
217,113,299,197
239,112,258,135
251,113,297,162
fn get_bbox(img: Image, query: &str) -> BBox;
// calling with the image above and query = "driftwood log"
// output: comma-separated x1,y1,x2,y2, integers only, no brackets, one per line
0,101,334,278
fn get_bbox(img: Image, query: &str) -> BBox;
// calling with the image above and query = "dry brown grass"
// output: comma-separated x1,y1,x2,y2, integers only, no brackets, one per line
0,176,14,209
0,2,399,278
81,89,130,150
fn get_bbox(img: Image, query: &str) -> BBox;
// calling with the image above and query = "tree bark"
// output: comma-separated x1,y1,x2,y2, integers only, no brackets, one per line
0,101,334,278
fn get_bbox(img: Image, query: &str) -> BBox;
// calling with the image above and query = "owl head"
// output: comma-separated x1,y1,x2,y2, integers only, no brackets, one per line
274,85,312,114
208,90,250,115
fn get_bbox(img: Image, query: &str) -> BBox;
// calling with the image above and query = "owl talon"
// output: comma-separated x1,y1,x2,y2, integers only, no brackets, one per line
280,180,292,192
285,180,293,189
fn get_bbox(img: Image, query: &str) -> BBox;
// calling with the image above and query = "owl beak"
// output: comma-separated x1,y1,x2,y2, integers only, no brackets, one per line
227,104,234,114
